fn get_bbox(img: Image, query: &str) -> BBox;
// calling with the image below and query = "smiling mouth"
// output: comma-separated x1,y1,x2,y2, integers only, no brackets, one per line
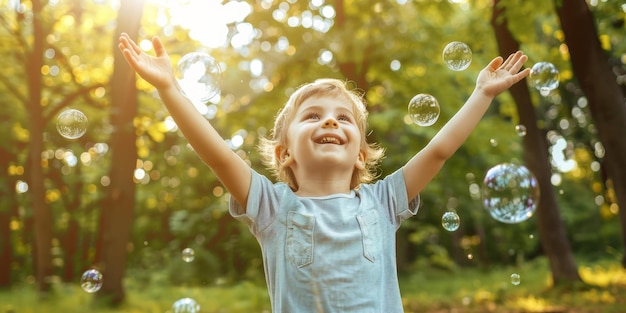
317,136,342,144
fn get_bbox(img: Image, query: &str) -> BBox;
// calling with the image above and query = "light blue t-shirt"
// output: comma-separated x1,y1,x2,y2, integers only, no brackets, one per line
229,168,420,313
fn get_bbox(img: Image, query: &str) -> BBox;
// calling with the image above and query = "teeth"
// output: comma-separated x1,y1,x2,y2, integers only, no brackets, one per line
320,137,340,144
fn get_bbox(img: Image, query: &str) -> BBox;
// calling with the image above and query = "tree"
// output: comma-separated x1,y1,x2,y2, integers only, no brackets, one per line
94,0,144,305
25,0,55,295
0,0,116,293
492,0,582,286
554,0,626,268
0,145,19,287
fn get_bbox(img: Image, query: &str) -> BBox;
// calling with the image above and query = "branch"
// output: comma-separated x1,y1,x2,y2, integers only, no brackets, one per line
44,83,106,122
0,74,28,105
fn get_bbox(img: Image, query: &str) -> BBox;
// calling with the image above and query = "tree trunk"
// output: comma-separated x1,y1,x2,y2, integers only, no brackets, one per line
61,219,79,282
45,163,82,283
554,0,626,269
94,0,144,305
333,0,371,91
27,0,55,295
0,146,16,287
492,1,582,285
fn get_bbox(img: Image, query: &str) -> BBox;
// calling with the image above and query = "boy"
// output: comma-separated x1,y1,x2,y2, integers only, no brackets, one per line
119,32,530,312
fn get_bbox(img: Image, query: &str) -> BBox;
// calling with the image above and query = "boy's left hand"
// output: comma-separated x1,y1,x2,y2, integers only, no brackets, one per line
476,51,531,98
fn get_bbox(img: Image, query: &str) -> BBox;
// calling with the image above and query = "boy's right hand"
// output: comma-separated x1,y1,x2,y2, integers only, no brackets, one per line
118,33,175,90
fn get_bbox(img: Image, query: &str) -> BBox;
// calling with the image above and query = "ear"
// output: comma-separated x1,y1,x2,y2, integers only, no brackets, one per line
275,145,294,168
355,149,366,170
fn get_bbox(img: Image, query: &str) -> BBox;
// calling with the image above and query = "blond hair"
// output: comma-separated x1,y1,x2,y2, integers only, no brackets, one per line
258,78,384,190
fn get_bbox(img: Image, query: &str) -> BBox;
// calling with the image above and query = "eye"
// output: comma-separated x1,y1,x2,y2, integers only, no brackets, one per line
337,114,351,122
305,112,320,120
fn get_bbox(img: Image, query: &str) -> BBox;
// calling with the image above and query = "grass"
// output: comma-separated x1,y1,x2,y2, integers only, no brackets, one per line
399,257,626,312
0,279,270,313
1,257,624,312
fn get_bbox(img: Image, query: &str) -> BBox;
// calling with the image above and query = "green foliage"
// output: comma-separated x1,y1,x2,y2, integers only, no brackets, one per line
0,0,624,303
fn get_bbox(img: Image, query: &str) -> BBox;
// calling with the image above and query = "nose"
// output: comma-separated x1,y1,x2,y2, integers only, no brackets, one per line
322,117,338,128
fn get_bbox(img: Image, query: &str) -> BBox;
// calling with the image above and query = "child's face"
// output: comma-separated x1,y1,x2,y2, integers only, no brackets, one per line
283,95,365,173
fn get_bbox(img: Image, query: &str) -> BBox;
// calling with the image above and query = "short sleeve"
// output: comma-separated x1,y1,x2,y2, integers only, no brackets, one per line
389,168,420,222
362,168,420,228
229,169,280,235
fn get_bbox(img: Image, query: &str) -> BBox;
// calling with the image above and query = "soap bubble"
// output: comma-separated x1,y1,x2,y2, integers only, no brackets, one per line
441,211,460,232
176,52,222,102
80,269,103,293
515,124,527,137
442,41,472,71
57,109,88,139
529,62,559,95
408,93,440,126
182,247,195,262
510,273,521,285
172,297,201,313
482,163,539,224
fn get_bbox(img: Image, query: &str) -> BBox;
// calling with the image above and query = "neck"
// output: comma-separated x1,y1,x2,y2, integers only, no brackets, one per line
291,166,354,197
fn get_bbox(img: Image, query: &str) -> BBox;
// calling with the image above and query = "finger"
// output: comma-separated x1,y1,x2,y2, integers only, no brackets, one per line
119,43,139,68
506,68,531,86
500,51,521,70
487,56,504,71
125,34,143,55
117,40,132,61
152,36,168,58
119,40,140,66
118,36,140,60
514,68,531,80
508,53,528,74
514,54,528,70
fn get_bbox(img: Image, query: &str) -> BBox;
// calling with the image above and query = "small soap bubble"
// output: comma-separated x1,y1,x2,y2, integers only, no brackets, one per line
441,211,460,232
482,163,540,224
510,273,521,285
442,41,472,71
182,247,195,263
515,124,527,136
408,93,440,126
176,52,222,102
529,62,559,94
80,269,103,293
172,297,201,313
57,109,88,139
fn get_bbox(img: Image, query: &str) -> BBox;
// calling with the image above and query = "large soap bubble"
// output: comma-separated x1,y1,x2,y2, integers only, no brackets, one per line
529,62,559,96
57,109,88,139
408,93,440,126
176,52,222,102
482,163,539,224
442,41,472,71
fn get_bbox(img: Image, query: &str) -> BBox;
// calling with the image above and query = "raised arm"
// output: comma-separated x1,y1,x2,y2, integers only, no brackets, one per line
118,33,251,207
403,51,530,201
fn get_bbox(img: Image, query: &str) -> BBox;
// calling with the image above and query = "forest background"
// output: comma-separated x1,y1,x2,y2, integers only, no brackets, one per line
1,0,625,312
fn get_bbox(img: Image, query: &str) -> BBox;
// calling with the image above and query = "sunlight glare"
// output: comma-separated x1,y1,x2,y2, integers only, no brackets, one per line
159,0,252,48
139,39,153,51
